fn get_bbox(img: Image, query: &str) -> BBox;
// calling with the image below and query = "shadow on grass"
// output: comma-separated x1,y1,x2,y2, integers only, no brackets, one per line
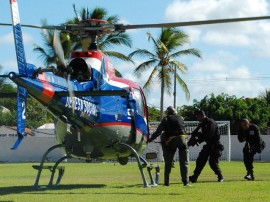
0,184,185,197
0,184,106,196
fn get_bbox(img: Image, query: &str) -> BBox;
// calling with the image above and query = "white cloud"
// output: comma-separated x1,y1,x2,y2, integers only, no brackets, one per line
186,52,266,104
191,50,238,73
165,0,269,21
185,28,201,43
22,32,34,44
1,60,18,73
165,0,270,49
0,31,33,45
0,32,14,44
202,31,250,46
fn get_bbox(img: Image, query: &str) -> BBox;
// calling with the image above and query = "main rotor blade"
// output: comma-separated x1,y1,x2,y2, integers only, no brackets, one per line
2,16,270,33
116,16,270,31
53,31,66,67
0,23,64,30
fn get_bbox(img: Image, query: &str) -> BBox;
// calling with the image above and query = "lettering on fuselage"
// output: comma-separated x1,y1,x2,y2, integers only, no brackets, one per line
65,97,98,117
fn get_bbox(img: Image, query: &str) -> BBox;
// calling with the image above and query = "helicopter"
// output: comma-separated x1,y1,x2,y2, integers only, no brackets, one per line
1,0,270,189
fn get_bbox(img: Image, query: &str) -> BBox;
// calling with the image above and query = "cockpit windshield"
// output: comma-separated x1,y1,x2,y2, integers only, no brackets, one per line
133,88,145,116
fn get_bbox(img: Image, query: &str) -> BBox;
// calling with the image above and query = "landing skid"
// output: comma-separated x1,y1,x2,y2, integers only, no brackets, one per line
33,143,160,189
118,143,160,187
33,144,70,189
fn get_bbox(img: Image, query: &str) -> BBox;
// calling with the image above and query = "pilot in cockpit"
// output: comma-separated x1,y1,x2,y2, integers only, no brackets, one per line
69,58,91,82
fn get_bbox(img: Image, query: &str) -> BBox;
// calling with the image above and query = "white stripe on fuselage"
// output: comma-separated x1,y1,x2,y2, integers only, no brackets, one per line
84,57,129,89
84,57,101,72
107,79,129,89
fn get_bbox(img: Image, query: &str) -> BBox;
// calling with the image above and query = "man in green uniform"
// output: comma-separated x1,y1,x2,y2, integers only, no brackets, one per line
148,106,189,186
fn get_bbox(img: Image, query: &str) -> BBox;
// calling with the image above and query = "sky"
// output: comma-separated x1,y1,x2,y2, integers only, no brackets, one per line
1,0,270,110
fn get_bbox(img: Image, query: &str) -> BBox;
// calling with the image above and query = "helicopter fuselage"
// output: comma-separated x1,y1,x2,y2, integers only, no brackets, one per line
9,50,149,161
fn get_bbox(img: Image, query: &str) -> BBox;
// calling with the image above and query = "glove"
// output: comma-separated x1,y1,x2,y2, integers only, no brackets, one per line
147,137,153,144
187,136,198,147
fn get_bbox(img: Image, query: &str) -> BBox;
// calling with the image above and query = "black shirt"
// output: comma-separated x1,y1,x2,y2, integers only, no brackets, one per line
238,124,261,148
194,117,220,144
150,114,185,141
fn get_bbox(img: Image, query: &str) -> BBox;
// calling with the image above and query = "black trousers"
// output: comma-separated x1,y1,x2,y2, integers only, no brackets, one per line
243,143,256,173
162,136,189,185
193,144,223,178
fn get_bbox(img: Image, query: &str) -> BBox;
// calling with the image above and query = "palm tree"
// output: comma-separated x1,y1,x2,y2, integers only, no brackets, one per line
259,88,270,106
129,28,202,120
33,20,72,67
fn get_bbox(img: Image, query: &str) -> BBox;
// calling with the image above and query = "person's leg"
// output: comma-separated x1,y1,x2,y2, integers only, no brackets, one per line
177,136,189,185
209,153,223,182
189,145,209,182
162,145,176,186
243,145,255,180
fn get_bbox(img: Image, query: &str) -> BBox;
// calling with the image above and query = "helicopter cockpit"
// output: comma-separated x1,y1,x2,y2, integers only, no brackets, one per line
69,58,92,82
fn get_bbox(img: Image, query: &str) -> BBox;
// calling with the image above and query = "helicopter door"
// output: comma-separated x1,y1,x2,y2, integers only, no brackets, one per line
132,88,147,144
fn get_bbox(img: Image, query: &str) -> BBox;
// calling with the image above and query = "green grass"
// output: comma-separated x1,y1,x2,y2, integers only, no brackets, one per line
0,161,270,202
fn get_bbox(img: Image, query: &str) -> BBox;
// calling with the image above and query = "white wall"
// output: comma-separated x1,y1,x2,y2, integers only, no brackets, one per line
0,132,269,162
231,135,270,161
0,136,63,162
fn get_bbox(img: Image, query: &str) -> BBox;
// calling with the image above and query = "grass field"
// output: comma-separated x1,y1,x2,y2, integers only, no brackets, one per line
0,161,269,202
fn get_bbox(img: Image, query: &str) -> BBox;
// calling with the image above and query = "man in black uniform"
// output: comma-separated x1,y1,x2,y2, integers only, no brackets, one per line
147,106,189,186
188,109,224,183
238,119,265,180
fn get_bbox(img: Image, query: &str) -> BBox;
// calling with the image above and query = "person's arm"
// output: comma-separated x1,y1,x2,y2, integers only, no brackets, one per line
199,119,219,143
252,125,262,149
148,119,166,143
188,123,202,146
237,128,245,142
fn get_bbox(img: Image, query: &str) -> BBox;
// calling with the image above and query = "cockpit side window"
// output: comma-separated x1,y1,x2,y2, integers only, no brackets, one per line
133,88,145,116
69,58,91,82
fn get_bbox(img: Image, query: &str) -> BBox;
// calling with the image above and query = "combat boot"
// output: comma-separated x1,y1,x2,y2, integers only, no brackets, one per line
244,172,255,181
183,180,191,187
189,175,198,183
164,182,170,186
183,182,191,187
218,174,224,182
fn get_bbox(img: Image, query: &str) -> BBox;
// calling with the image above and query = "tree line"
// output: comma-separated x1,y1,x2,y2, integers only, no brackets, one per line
148,92,270,135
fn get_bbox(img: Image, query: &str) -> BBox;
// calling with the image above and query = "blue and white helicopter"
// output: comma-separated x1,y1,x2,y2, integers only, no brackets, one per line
1,0,270,189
